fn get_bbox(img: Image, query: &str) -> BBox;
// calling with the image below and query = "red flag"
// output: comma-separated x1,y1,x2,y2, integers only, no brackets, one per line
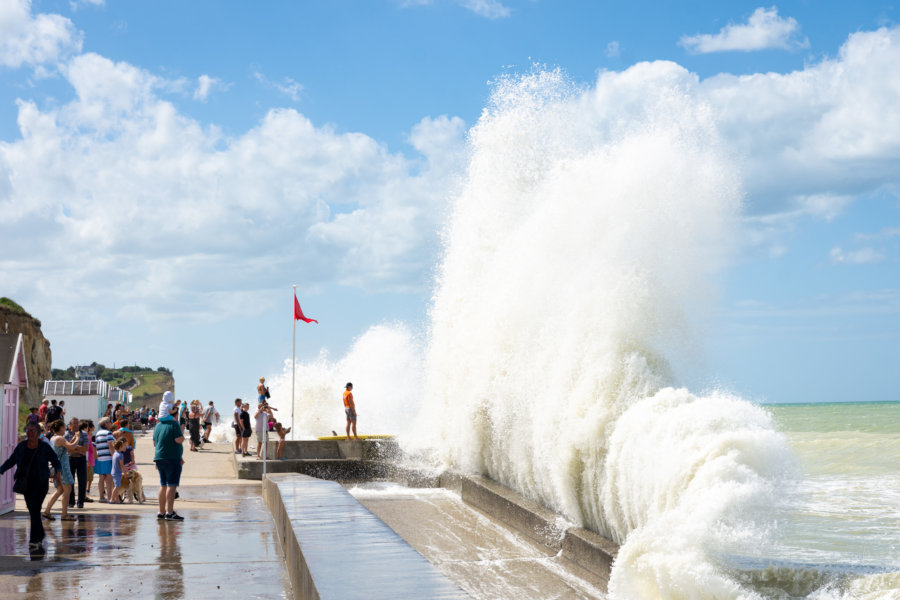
294,293,318,324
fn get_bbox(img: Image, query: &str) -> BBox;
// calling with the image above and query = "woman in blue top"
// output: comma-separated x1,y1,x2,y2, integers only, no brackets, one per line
1,422,62,551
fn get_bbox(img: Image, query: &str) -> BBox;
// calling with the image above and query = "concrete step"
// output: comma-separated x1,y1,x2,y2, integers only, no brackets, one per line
234,454,390,481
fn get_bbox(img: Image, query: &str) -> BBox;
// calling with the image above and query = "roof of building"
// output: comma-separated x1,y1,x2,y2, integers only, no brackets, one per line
0,333,27,386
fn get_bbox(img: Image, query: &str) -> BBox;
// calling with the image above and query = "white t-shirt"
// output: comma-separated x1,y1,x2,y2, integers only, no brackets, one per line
233,406,242,426
254,408,268,431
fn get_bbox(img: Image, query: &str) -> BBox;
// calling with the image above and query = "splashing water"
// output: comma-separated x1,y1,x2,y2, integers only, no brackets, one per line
274,67,893,598
265,323,424,439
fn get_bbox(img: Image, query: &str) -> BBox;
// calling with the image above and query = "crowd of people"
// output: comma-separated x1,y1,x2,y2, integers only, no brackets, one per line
2,380,358,552
1,398,187,552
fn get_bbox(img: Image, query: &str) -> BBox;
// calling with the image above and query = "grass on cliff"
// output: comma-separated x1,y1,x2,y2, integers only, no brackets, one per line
0,297,30,316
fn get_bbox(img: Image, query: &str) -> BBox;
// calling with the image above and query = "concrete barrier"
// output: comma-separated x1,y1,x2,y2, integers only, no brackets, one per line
461,476,567,550
263,473,469,600
454,474,617,588
236,440,399,480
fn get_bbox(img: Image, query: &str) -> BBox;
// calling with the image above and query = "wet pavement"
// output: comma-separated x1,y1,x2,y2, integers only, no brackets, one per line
0,442,291,599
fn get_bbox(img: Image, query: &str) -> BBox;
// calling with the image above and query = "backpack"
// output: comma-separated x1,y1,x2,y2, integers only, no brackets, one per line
46,405,62,423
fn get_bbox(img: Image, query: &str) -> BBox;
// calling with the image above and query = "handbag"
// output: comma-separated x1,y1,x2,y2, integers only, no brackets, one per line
264,387,271,399
12,448,38,495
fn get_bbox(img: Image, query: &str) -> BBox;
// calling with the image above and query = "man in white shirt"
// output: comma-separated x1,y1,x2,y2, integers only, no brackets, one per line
232,399,243,455
254,403,273,459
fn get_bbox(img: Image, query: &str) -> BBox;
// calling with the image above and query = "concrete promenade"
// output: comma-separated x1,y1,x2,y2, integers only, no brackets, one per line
0,436,291,599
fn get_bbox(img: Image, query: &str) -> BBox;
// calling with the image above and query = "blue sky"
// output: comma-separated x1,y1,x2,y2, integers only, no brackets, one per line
1,0,898,405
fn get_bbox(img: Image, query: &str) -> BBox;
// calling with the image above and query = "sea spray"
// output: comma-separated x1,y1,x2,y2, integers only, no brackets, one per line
265,323,424,439
412,66,795,598
276,65,802,598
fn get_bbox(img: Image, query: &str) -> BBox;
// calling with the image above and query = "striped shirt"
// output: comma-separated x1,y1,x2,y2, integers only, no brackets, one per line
95,428,115,462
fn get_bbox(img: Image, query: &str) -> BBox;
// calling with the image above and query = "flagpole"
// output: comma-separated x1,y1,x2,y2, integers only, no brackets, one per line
291,284,297,439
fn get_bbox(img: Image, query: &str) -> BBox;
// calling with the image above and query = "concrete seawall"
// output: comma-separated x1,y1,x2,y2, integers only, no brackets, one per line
450,474,618,589
255,441,617,592
263,473,469,600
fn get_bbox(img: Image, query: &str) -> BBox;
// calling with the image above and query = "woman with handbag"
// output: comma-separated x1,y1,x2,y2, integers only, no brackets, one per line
0,422,62,552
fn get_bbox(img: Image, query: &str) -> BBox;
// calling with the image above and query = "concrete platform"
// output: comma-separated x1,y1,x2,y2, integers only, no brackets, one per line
263,473,468,600
234,440,398,481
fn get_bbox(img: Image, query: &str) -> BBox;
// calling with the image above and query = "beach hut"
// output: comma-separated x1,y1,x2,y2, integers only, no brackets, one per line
0,333,27,515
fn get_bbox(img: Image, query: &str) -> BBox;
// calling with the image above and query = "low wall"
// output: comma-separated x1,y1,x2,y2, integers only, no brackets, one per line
263,473,468,600
236,440,398,480
448,474,618,589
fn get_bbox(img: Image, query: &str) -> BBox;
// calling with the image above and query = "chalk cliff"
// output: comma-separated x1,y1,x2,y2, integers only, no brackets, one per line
0,299,52,407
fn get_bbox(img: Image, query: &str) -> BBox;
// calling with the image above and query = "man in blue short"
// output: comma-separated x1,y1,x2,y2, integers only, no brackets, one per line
153,401,185,521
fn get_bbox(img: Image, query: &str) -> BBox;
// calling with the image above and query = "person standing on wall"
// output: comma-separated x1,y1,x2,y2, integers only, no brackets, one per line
0,423,62,552
343,383,360,442
257,377,269,404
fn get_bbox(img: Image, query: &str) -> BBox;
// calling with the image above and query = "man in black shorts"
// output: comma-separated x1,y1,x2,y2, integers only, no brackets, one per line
202,401,218,443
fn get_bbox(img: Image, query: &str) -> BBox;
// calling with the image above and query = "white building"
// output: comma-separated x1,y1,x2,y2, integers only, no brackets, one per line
42,379,132,423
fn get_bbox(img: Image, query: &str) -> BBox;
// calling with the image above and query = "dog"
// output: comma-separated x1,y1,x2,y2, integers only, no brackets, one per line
121,470,145,504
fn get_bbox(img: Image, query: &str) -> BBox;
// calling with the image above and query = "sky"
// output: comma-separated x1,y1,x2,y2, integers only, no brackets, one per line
1,0,898,405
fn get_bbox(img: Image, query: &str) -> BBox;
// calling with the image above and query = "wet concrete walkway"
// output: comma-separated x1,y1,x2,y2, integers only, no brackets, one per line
0,439,291,600
349,483,606,599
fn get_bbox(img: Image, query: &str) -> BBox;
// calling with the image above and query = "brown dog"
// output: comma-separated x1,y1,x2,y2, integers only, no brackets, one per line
121,470,145,503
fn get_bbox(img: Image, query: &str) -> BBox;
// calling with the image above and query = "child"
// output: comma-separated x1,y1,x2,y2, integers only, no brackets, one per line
158,391,178,423
121,444,145,503
274,422,292,460
110,439,126,504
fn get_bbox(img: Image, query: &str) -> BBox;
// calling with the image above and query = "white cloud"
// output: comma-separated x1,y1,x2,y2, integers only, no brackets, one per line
680,7,808,54
253,72,303,102
69,0,105,9
0,0,82,68
829,246,885,265
606,41,620,58
193,74,226,101
0,55,467,324
396,0,510,19
459,0,510,19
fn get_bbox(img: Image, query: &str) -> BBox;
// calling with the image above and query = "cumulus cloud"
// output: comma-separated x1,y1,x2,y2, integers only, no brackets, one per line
680,7,808,54
0,54,467,324
830,246,885,265
0,0,82,68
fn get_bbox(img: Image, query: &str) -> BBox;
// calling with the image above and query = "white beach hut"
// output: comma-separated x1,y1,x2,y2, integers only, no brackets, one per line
0,333,27,515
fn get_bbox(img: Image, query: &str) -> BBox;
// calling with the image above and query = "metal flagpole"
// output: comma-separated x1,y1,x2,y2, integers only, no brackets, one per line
291,284,297,438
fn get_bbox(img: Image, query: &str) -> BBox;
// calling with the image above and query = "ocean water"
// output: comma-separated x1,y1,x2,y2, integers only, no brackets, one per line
266,68,899,599
748,402,900,599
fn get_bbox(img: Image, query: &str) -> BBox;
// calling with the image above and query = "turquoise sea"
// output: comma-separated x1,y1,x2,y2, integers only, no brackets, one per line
759,402,900,598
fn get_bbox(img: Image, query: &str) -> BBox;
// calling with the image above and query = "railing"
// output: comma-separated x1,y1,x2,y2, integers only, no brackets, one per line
43,380,109,397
